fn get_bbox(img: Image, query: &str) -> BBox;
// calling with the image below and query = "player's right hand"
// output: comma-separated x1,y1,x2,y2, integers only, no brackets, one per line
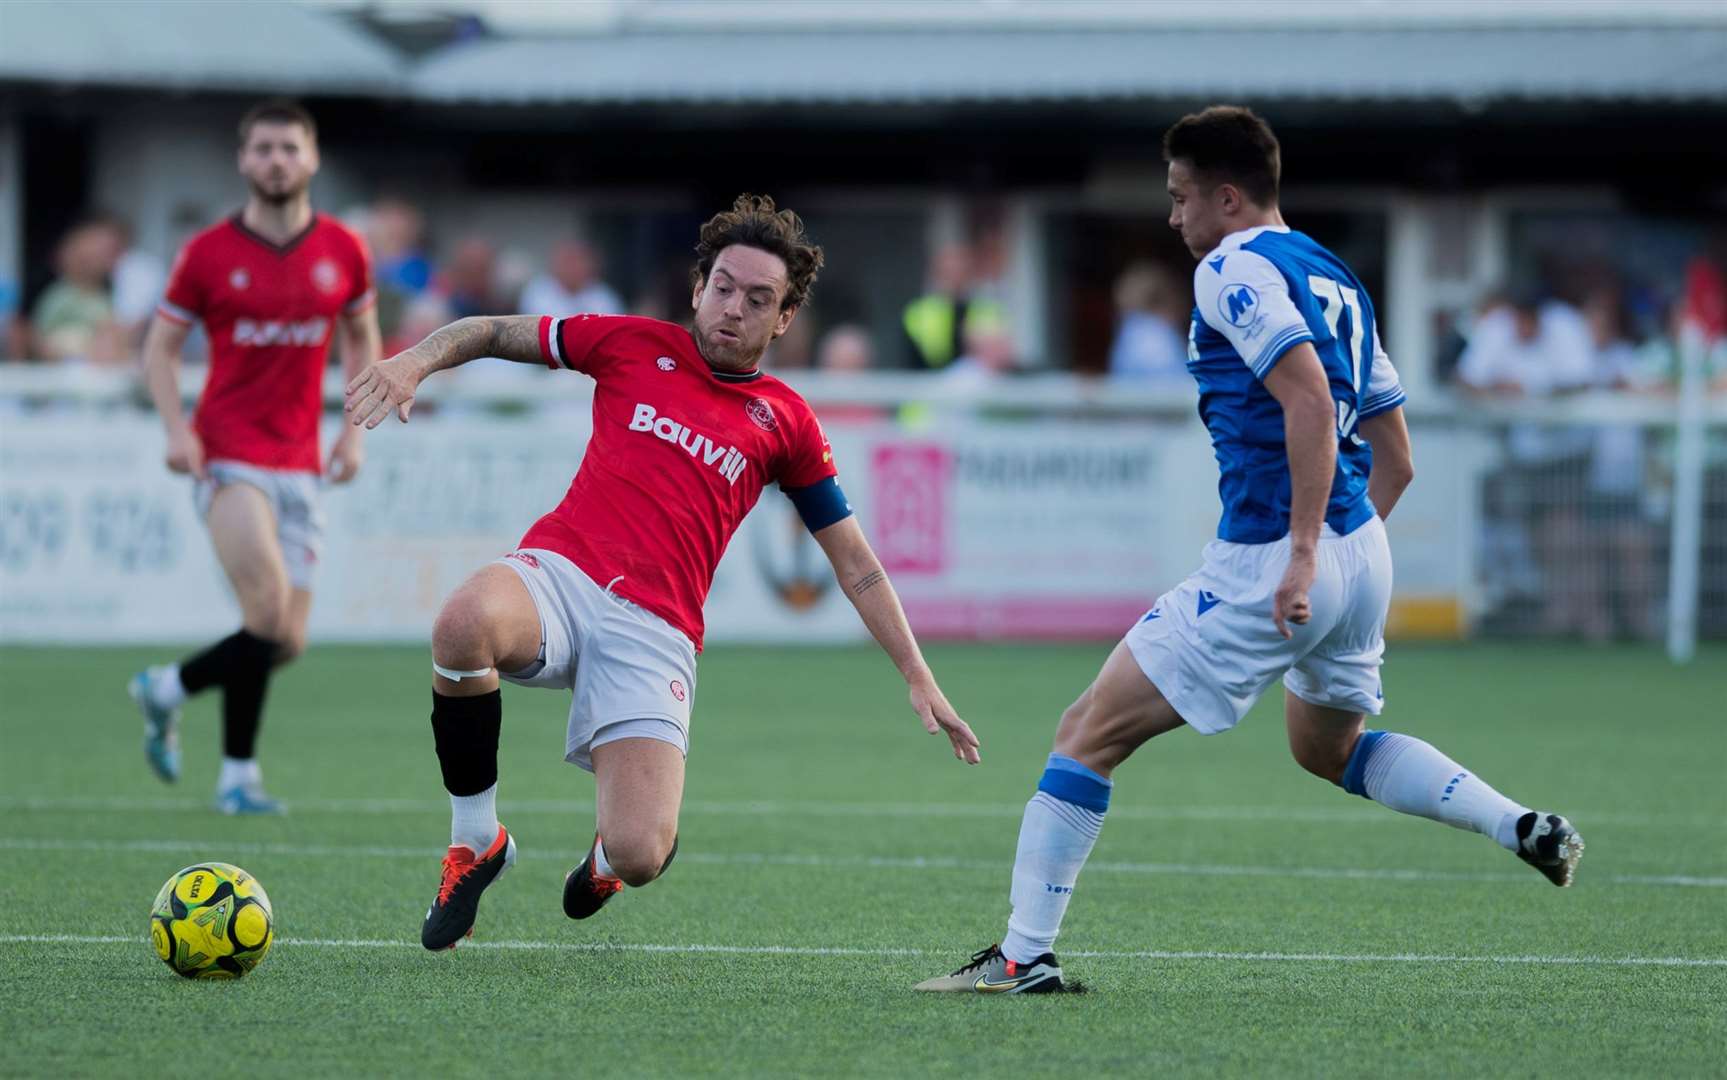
345,354,422,428
1273,547,1317,640
165,428,207,480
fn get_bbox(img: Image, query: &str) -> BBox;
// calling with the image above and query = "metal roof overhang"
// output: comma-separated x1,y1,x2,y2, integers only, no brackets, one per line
407,25,1727,108
0,0,402,94
2,4,1721,110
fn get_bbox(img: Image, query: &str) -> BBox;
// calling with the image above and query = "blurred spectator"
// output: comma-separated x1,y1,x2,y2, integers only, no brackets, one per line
1568,286,1658,641
28,220,128,364
369,198,433,296
1585,287,1641,389
940,315,1015,390
1630,298,1727,391
519,240,624,317
1107,261,1189,382
816,324,874,375
494,248,537,312
0,264,18,360
392,292,455,356
438,235,506,319
1458,289,1595,638
95,215,167,350
1,311,25,362
365,197,433,346
901,244,1003,371
1456,290,1594,398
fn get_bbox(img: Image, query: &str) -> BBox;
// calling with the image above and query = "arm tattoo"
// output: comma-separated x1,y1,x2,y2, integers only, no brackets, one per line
415,315,546,372
486,316,546,365
851,570,886,596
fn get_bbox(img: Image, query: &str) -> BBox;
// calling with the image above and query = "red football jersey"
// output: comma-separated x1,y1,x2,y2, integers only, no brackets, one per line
159,213,374,472
521,314,839,649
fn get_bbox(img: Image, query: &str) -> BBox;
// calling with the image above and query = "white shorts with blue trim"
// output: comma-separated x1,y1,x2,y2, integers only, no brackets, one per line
1124,516,1392,735
496,548,697,772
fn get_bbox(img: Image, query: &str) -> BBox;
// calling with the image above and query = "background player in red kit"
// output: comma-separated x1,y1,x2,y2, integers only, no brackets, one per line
345,195,981,950
128,100,380,814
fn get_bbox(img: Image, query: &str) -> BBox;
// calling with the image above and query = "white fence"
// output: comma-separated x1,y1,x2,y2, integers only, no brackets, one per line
1,367,1721,656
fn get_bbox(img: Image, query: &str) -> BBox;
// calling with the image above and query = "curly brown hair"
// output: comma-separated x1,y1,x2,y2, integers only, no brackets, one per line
692,194,825,311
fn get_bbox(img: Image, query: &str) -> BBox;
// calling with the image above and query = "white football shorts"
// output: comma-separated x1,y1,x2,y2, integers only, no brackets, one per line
194,460,325,591
1124,515,1392,735
495,547,697,772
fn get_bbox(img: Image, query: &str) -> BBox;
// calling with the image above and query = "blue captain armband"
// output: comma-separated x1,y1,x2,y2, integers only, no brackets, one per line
782,476,854,533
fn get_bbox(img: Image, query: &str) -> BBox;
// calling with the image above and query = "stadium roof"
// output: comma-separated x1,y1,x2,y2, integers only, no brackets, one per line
2,1,1723,107
408,24,1727,107
0,0,402,94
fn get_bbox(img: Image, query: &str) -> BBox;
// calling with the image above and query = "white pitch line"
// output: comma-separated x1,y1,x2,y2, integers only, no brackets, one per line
2,836,1721,888
0,794,1718,830
0,933,1722,968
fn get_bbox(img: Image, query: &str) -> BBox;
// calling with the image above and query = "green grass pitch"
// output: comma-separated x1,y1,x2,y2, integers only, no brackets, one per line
1,642,1722,1077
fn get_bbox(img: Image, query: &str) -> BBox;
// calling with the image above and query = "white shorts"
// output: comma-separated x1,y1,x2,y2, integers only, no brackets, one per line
496,548,697,772
194,461,325,591
1124,516,1392,735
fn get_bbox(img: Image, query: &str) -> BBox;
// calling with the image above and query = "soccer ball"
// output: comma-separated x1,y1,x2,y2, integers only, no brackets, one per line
149,863,274,979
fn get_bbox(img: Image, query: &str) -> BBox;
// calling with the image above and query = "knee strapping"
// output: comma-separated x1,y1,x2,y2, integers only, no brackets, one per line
433,662,493,682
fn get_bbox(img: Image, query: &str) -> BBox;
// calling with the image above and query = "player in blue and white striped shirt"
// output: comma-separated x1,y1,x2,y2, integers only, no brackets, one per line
917,106,1582,996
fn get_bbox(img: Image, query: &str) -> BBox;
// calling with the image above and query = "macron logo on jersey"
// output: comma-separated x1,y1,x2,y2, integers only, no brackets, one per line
629,403,749,485
232,317,330,348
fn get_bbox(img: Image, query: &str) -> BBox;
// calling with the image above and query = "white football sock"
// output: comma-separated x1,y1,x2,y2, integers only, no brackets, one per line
218,756,260,793
152,664,187,709
591,837,617,880
1000,755,1111,965
450,783,499,854
1345,732,1527,851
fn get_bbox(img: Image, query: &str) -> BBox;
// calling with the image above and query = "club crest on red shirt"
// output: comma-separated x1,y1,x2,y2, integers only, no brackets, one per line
311,258,341,294
229,268,250,290
656,356,677,371
745,397,777,431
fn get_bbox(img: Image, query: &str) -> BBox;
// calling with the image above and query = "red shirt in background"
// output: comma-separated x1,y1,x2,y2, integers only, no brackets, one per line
159,213,373,472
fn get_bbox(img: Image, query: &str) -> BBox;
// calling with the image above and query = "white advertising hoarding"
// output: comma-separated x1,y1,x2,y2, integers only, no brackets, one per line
0,411,1463,644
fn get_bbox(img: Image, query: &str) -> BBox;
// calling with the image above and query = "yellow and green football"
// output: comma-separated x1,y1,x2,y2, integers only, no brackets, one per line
149,863,274,979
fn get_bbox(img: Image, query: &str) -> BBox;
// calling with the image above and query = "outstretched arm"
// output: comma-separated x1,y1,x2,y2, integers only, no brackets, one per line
344,315,545,428
1359,405,1414,521
811,516,981,764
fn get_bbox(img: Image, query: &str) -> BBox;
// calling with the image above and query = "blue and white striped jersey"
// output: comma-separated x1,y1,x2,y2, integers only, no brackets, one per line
1187,225,1406,544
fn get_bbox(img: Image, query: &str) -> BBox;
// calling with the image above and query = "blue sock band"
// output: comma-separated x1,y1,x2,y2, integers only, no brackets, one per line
1036,753,1112,813
1339,729,1388,798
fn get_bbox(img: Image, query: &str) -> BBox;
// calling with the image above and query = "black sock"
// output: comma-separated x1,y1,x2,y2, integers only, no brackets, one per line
179,629,274,697
431,690,503,797
218,631,280,760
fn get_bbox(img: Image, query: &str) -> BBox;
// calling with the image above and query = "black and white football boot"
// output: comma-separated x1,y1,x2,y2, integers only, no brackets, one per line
1514,811,1585,887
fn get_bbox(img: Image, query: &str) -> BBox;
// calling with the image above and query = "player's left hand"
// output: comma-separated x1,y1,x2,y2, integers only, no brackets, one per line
327,428,364,484
1273,547,1317,639
910,679,981,765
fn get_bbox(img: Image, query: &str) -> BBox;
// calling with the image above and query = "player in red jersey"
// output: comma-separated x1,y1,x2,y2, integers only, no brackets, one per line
128,100,379,814
345,195,980,949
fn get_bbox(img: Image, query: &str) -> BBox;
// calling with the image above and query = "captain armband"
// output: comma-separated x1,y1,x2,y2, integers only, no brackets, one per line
782,476,854,533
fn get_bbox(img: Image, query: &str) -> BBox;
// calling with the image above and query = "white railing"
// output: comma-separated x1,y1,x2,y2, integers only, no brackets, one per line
3,362,1725,423
3,362,1722,659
